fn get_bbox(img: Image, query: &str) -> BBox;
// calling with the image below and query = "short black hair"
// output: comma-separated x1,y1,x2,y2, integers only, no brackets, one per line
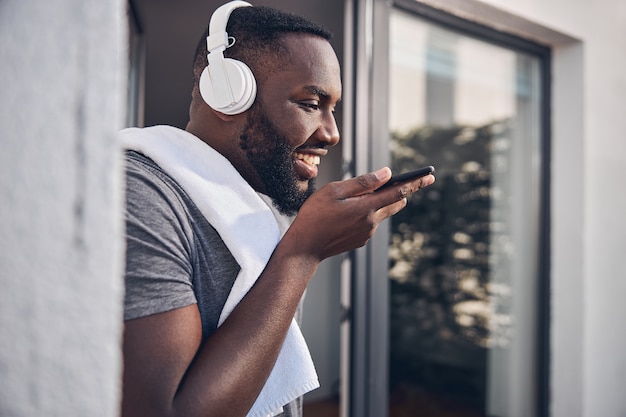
192,5,332,88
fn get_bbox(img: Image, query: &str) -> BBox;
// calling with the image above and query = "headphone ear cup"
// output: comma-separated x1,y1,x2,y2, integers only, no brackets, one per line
199,58,257,115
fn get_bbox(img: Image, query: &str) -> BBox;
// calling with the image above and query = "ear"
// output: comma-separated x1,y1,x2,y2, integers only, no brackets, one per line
210,106,239,122
191,89,239,123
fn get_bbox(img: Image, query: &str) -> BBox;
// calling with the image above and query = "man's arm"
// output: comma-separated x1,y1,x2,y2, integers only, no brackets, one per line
121,168,434,417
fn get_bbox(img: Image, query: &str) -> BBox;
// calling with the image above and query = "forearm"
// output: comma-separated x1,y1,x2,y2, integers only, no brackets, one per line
171,235,319,417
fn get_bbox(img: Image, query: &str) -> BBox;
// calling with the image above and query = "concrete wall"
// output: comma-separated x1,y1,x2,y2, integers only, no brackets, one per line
0,0,126,416
423,0,626,416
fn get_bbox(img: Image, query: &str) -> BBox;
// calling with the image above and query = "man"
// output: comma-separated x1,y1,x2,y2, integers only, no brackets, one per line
120,2,434,417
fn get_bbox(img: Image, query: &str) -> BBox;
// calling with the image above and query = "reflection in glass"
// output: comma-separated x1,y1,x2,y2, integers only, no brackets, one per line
388,9,542,417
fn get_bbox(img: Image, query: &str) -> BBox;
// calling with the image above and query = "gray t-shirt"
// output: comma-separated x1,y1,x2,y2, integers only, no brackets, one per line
124,151,301,416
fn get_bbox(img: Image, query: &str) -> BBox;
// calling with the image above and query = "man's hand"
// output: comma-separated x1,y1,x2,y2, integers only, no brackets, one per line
285,167,435,262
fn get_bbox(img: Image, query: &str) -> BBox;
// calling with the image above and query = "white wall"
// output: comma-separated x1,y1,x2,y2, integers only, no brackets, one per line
482,3,626,417
423,0,626,416
0,0,126,416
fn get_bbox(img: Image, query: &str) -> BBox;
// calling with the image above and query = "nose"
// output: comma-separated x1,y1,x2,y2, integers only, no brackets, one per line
317,110,340,147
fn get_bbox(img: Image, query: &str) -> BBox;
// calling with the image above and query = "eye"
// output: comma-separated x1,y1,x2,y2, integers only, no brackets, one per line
299,101,320,112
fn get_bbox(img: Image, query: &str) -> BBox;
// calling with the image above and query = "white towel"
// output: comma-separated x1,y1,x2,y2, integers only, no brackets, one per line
120,125,319,417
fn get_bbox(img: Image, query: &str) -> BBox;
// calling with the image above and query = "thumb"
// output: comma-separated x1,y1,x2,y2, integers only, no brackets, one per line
338,167,392,197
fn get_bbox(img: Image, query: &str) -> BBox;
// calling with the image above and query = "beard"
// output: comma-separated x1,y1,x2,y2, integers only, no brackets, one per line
239,108,316,216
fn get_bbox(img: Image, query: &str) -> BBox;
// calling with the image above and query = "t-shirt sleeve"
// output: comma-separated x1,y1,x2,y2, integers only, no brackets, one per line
123,157,198,320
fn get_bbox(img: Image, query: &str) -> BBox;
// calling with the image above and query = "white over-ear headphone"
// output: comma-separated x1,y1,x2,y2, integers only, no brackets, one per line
199,1,257,115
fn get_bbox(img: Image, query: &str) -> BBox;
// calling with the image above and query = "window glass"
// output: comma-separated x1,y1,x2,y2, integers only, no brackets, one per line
126,1,144,128
388,8,543,417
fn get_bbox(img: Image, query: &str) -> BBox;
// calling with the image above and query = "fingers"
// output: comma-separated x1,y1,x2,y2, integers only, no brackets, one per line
374,196,408,221
328,169,435,218
382,173,436,201
290,170,434,260
334,168,435,201
335,167,392,198
335,169,435,228
367,172,435,220
370,172,435,209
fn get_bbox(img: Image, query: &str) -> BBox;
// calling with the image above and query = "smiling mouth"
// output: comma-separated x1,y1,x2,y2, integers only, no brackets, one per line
294,151,321,166
293,151,322,181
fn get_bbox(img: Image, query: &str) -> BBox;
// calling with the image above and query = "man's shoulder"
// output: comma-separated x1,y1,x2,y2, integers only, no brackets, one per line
125,150,166,179
124,150,189,205
124,149,230,254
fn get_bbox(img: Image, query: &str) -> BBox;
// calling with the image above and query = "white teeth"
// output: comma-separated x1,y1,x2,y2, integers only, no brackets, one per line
295,152,320,166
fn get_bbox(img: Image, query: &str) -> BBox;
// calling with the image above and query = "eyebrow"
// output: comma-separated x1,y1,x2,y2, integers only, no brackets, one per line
303,85,341,103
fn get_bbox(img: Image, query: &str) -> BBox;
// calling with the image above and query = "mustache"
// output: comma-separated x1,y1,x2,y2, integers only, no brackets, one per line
294,143,327,152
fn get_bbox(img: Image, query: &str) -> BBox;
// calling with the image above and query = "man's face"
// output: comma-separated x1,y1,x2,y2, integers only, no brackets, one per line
239,106,316,215
238,34,342,216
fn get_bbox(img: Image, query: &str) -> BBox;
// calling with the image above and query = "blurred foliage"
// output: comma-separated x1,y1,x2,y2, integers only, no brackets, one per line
388,120,515,410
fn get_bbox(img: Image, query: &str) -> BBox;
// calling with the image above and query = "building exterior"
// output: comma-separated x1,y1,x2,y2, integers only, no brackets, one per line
1,0,624,416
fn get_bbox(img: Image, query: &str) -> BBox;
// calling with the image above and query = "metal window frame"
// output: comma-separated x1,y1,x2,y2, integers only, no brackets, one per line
126,0,145,128
346,1,551,416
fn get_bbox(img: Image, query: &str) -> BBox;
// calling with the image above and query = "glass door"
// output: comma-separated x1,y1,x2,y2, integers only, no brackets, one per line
385,6,547,417
347,1,549,416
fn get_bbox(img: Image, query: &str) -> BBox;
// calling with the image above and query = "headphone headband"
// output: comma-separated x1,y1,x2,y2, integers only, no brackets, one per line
207,1,251,52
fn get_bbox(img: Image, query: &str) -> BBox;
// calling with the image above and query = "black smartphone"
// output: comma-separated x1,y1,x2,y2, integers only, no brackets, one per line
376,165,435,191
